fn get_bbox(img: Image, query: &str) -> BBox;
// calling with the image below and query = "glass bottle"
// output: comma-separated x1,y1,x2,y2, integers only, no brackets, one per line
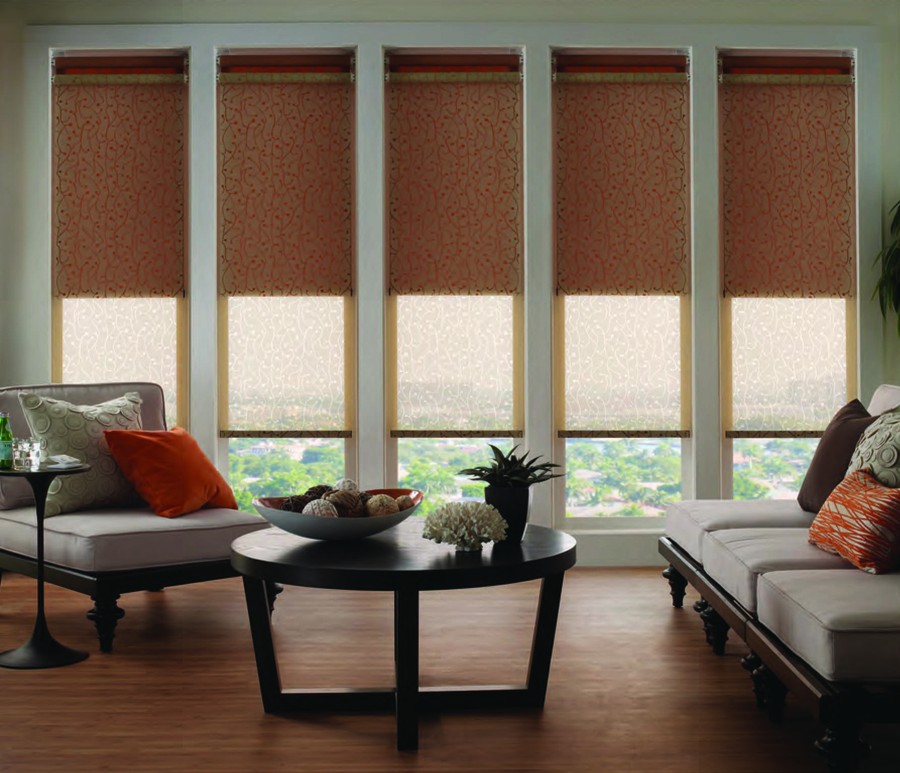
0,412,12,470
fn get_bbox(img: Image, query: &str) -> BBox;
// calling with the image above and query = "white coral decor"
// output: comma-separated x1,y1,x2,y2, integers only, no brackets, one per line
422,501,507,551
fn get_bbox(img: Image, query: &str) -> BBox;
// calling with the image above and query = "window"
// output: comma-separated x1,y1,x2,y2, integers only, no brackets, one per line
386,52,524,513
217,53,355,502
720,52,856,499
51,55,187,423
553,52,691,518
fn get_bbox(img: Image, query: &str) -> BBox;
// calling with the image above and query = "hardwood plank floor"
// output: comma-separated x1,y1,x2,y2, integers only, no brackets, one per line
0,567,895,772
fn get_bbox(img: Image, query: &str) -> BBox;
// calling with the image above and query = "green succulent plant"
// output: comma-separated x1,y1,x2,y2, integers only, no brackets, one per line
875,199,900,337
458,444,563,488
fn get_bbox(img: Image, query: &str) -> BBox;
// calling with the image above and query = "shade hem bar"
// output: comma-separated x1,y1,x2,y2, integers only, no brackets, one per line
558,430,690,438
726,430,823,439
391,429,524,438
220,430,352,438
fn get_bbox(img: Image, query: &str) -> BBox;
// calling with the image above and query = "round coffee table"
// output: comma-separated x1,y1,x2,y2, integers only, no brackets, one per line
0,464,91,668
231,518,576,751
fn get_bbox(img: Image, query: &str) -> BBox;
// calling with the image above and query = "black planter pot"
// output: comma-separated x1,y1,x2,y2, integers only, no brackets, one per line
484,485,531,545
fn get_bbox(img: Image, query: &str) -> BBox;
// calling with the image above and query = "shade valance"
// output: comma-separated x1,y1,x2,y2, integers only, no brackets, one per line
554,54,690,296
387,54,523,295
721,55,856,298
52,57,186,299
217,54,354,297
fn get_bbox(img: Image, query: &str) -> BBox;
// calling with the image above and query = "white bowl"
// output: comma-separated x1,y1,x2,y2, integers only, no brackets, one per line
253,488,423,541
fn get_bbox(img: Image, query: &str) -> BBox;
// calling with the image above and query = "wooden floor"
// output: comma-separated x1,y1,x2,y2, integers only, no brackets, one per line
0,568,896,773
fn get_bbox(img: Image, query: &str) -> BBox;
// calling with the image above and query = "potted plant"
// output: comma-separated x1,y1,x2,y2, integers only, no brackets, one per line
875,199,900,336
458,445,563,545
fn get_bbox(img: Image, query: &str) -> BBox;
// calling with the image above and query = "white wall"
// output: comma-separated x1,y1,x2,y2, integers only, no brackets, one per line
0,18,24,386
3,0,899,565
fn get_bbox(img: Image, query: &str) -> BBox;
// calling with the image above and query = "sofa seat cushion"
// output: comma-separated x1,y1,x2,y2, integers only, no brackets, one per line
665,499,816,563
0,507,268,573
757,569,900,682
702,528,852,612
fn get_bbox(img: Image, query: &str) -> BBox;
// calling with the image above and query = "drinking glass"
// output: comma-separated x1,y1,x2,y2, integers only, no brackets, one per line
12,438,46,471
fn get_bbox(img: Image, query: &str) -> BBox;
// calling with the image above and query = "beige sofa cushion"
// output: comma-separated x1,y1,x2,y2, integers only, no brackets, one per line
702,528,852,612
867,383,900,417
0,506,268,573
665,499,815,563
757,569,900,682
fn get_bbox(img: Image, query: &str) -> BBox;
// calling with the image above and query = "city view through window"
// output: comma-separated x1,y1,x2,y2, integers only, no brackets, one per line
228,435,818,516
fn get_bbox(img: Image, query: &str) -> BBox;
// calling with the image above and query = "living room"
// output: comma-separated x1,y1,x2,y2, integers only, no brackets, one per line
0,0,899,771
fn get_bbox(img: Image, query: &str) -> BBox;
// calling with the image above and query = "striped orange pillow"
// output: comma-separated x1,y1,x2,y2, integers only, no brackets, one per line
809,469,900,574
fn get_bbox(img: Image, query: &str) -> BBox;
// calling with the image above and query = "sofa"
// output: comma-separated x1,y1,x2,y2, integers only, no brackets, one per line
659,384,900,773
0,382,271,652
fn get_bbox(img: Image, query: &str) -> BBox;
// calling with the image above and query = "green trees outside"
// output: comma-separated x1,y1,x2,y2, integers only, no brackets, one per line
227,435,816,517
229,439,344,511
564,439,681,516
731,438,816,501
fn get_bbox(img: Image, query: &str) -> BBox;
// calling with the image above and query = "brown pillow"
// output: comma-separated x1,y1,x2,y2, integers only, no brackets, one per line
797,399,877,513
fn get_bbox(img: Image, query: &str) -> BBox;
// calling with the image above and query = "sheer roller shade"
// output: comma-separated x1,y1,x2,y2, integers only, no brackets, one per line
217,54,355,441
52,56,186,299
218,54,354,297
387,53,523,295
554,54,690,448
555,54,690,296
721,55,856,299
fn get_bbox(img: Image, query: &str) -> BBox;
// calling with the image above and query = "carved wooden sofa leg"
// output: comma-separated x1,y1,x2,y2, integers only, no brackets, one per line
87,593,125,653
699,604,729,654
264,581,283,614
815,712,869,773
741,653,787,722
692,597,708,613
662,565,688,608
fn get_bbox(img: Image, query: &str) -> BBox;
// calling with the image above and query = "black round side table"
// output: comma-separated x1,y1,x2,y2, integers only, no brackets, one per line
232,518,577,751
0,464,91,669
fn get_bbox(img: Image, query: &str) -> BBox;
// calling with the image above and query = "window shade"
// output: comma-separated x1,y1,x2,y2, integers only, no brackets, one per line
217,54,354,297
721,55,856,298
52,56,186,299
387,53,523,295
555,53,690,296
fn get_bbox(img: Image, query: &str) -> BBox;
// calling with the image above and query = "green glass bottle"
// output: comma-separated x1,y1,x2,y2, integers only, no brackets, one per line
0,412,12,470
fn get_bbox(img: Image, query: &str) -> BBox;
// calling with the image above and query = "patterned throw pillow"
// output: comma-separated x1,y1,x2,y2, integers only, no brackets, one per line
848,408,900,487
809,469,900,574
18,391,144,516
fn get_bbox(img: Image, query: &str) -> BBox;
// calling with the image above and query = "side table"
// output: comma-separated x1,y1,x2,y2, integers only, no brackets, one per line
0,464,91,668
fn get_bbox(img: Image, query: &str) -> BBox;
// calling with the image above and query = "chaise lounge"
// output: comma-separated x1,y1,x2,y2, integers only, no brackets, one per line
0,382,271,653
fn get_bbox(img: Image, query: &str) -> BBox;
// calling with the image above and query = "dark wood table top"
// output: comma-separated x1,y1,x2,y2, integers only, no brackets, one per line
0,464,90,480
231,519,577,592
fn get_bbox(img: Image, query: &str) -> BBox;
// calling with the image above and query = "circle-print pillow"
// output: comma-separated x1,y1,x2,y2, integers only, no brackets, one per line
17,391,144,516
848,408,900,487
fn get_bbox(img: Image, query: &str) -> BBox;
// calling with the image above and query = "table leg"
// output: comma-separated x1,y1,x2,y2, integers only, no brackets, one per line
394,588,419,751
525,572,565,708
242,576,284,712
0,473,88,669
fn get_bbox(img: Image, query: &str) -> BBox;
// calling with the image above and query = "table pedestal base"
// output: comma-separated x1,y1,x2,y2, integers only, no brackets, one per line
0,615,88,669
242,572,565,751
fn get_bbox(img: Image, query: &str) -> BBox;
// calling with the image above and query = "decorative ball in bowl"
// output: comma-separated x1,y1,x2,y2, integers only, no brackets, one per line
253,487,423,541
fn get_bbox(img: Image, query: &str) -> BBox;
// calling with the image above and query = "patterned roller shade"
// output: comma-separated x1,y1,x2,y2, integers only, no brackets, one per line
721,57,856,298
554,56,690,296
387,57,523,295
52,66,186,299
217,63,354,297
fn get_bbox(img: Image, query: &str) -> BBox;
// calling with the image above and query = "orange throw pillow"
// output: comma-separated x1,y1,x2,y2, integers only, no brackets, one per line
104,427,238,518
809,469,900,574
